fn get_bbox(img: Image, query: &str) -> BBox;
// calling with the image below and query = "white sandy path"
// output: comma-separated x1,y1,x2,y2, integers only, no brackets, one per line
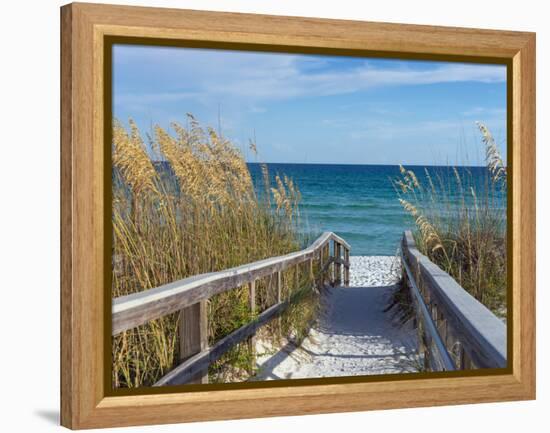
254,256,419,380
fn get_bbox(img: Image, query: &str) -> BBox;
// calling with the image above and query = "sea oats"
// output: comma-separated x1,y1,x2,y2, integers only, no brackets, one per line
392,122,506,316
113,118,158,196
477,121,506,185
112,115,305,388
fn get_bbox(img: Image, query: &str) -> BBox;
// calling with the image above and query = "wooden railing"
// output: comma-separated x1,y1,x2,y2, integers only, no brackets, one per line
401,231,507,371
112,232,350,386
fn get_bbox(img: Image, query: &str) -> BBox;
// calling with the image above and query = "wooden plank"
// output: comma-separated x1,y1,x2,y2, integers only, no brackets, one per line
344,248,350,286
512,33,536,397
179,301,208,384
401,250,456,371
343,247,346,285
81,3,533,59
276,271,282,303
325,244,330,286
61,3,106,428
402,231,507,368
247,280,256,374
155,302,287,386
112,232,344,334
60,5,74,427
319,246,324,287
335,243,342,285
276,271,283,336
249,281,256,315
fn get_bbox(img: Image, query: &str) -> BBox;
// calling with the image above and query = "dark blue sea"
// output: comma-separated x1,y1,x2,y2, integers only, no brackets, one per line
248,163,504,256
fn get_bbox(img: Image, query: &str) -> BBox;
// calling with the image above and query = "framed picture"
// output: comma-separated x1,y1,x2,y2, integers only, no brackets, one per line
60,2,535,429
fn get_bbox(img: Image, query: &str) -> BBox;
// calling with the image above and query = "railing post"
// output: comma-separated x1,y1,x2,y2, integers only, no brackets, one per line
179,300,208,384
344,247,350,286
329,242,334,285
247,280,256,375
335,242,342,285
295,263,300,291
436,306,448,348
276,271,283,337
457,342,465,370
323,243,329,286
276,271,282,302
319,245,324,287
328,244,331,284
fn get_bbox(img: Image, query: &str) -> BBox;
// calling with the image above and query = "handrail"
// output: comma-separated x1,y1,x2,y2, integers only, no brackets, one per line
401,249,456,371
401,231,506,369
155,300,288,386
112,231,350,335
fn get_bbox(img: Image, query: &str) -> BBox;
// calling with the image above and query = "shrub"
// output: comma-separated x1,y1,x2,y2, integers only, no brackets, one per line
112,114,313,388
393,122,507,316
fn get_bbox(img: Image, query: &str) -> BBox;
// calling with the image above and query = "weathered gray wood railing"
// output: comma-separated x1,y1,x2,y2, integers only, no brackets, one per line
401,230,507,371
112,231,350,386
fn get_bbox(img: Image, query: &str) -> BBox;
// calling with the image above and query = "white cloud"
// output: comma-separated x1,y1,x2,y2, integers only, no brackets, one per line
461,107,506,117
114,91,200,105
112,46,507,166
114,46,506,107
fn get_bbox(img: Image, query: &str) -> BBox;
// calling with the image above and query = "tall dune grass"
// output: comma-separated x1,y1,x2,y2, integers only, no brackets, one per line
393,122,507,316
111,114,315,388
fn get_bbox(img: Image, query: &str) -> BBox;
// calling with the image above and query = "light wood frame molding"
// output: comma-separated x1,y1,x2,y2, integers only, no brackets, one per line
60,2,535,429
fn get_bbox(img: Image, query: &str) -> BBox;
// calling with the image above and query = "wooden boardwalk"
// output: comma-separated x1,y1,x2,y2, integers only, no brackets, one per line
255,257,420,380
111,231,507,386
113,232,351,386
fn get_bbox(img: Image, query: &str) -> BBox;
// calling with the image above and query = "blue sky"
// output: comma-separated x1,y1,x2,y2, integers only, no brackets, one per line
113,45,507,166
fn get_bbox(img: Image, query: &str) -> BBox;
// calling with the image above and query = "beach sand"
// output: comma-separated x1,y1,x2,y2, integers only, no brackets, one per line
253,256,420,380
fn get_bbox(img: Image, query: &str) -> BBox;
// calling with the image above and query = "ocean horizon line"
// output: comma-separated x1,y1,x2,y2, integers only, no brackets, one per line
245,161,497,169
148,159,501,169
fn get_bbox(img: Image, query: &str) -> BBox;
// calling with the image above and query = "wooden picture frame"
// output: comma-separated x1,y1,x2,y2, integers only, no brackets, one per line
61,2,535,429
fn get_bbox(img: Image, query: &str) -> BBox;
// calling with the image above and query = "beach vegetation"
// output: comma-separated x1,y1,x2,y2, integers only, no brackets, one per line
393,122,507,317
111,114,316,388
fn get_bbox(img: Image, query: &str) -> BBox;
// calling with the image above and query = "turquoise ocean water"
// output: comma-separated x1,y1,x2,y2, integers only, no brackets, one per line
248,163,504,256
